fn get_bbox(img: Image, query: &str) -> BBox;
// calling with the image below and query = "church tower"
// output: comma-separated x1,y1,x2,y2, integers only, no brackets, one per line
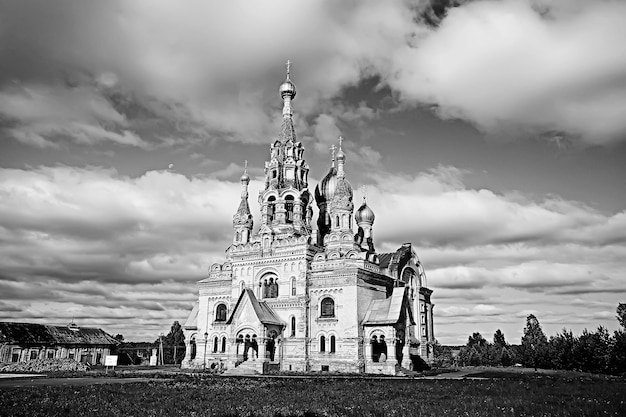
321,137,358,254
258,61,311,241
232,161,253,245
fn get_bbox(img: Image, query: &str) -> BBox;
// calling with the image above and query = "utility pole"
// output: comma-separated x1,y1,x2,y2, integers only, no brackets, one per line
159,333,164,366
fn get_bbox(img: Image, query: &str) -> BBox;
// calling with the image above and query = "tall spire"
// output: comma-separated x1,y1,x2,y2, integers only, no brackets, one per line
233,161,253,244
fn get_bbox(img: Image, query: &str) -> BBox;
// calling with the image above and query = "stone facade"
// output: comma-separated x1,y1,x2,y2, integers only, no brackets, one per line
182,64,434,375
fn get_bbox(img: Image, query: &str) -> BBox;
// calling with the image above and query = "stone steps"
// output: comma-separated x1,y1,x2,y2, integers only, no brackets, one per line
223,361,259,375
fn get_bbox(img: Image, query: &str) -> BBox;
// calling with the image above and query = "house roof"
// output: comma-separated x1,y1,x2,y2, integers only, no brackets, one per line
226,288,284,326
0,322,119,346
362,287,416,326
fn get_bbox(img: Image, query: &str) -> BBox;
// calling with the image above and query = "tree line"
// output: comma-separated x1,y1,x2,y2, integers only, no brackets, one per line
434,303,626,375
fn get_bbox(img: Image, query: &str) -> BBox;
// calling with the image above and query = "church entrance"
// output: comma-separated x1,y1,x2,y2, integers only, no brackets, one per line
236,332,258,362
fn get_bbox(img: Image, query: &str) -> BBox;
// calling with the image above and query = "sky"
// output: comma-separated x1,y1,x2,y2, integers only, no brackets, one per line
0,0,625,345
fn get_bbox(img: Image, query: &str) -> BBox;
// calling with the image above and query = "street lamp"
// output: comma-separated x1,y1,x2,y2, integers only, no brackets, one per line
203,331,208,371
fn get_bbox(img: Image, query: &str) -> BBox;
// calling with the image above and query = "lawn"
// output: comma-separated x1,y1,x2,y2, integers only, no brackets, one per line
1,374,624,416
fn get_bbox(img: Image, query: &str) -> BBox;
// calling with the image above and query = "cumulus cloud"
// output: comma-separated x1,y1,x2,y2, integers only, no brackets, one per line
0,162,624,342
392,0,626,144
2,0,623,149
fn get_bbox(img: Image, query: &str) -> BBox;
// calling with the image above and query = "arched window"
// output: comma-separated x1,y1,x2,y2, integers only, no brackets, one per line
236,231,240,242
335,215,340,228
342,214,347,228
291,317,296,337
213,336,218,353
261,276,278,299
267,196,276,222
240,281,245,292
320,335,326,352
190,336,196,360
321,297,335,318
285,195,294,223
215,304,227,322
221,337,226,353
291,277,296,296
330,335,336,353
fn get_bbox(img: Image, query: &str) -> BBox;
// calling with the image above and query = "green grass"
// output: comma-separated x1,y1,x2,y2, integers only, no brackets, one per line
1,375,625,416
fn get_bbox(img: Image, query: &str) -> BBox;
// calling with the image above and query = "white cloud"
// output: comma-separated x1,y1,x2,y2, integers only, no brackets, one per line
390,0,626,144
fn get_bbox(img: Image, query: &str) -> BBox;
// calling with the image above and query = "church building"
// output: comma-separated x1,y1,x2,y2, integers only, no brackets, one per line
182,63,434,375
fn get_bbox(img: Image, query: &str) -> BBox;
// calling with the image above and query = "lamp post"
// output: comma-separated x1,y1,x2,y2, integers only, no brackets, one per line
203,331,208,371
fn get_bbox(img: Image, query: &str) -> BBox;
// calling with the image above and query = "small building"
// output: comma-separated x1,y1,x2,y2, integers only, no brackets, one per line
0,321,118,365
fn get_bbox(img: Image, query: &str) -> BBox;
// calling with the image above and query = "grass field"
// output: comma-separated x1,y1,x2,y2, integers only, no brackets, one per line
1,374,625,416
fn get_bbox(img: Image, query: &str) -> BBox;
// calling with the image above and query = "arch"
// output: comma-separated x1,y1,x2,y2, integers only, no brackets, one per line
291,262,296,272
189,335,197,360
285,195,295,223
369,330,388,363
240,280,245,292
259,273,279,299
320,297,335,318
213,336,219,353
247,266,252,276
215,303,227,322
330,335,336,353
342,214,347,228
335,215,340,228
290,277,296,296
221,336,227,353
290,316,296,337
320,335,326,352
235,231,240,242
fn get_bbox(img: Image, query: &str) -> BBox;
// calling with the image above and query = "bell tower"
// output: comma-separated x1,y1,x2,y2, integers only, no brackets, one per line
258,61,312,240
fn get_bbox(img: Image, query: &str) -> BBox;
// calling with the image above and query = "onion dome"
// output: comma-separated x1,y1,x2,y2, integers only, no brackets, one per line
314,165,337,204
279,79,296,100
240,161,250,184
279,59,296,100
355,197,375,224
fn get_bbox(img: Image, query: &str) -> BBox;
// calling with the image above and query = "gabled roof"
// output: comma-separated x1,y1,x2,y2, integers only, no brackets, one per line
0,322,119,346
362,287,416,326
226,288,284,326
184,302,199,330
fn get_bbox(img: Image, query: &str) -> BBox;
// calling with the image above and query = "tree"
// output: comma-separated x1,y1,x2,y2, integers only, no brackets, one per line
491,329,513,366
617,303,626,329
573,326,612,374
467,332,487,348
521,314,548,370
431,340,454,368
493,329,507,347
548,329,576,370
609,329,626,375
156,321,186,365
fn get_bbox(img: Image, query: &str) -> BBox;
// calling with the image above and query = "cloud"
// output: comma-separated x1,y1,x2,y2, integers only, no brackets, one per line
2,0,624,148
390,0,626,144
0,84,147,148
